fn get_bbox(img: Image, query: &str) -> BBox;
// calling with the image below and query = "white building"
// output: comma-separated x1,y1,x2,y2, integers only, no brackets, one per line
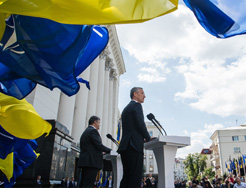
174,157,188,181
200,148,212,169
210,125,246,176
26,25,125,150
23,25,125,182
144,122,162,175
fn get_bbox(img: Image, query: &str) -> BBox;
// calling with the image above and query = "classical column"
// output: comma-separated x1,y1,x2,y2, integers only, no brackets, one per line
107,68,118,147
107,77,114,147
86,58,100,123
71,66,91,144
96,48,110,135
112,75,120,150
57,93,76,135
101,56,113,145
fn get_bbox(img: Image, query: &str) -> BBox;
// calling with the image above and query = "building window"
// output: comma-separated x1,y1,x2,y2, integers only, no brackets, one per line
234,147,241,153
232,136,239,141
144,154,146,159
245,136,246,141
149,165,154,172
149,131,153,137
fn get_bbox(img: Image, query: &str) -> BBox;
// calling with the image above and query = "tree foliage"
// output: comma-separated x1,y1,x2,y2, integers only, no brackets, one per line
204,167,215,178
184,153,208,180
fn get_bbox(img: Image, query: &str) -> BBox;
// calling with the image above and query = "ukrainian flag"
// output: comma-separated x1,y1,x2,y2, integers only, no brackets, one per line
0,0,178,35
0,93,51,139
97,171,103,188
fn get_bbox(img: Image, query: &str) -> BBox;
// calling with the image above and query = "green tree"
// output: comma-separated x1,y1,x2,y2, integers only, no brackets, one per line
204,167,215,179
184,153,208,180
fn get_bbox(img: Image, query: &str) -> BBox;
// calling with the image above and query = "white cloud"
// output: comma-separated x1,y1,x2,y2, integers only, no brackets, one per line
121,79,132,87
176,123,224,158
176,56,246,117
137,65,170,83
117,4,246,117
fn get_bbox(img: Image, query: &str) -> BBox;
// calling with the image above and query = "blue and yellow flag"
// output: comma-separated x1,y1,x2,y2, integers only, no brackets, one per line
0,15,108,99
184,0,246,38
116,121,121,143
3,141,39,187
0,125,28,159
243,154,246,164
0,93,51,139
102,175,109,187
0,152,14,181
0,0,178,28
97,171,103,188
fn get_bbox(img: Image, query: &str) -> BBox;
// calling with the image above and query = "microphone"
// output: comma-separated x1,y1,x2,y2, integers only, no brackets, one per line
106,134,119,147
147,113,167,136
147,113,163,135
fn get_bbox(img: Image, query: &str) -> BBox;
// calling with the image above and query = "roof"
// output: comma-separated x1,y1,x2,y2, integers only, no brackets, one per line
201,148,212,154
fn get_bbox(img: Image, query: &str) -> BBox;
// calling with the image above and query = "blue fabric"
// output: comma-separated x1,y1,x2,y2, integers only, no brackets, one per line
77,77,90,90
102,175,109,187
0,15,108,99
3,142,38,187
117,122,120,142
243,155,246,164
0,125,28,159
183,0,246,38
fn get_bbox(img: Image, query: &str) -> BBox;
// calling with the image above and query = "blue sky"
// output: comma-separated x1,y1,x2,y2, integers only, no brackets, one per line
116,4,246,158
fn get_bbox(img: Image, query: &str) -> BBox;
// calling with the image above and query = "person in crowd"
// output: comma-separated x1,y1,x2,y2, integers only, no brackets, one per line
234,177,246,188
188,181,192,188
237,173,244,182
152,177,157,188
106,176,113,188
145,173,153,188
228,174,234,185
61,177,66,188
117,87,152,188
192,184,198,188
69,177,76,188
181,181,186,187
78,116,111,188
65,177,70,188
224,180,233,188
192,177,199,185
33,175,42,188
142,177,147,188
212,175,219,186
204,181,213,188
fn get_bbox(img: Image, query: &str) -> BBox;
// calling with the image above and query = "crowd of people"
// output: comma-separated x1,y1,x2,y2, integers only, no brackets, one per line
175,174,246,188
141,173,158,188
61,177,76,188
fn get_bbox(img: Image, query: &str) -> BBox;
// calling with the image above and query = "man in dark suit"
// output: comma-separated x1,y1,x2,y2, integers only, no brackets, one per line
69,177,75,188
78,116,111,188
118,87,151,188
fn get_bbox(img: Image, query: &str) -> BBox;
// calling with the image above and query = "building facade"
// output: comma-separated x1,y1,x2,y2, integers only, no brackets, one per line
201,148,212,169
21,25,125,186
144,122,161,176
174,157,188,181
210,125,246,176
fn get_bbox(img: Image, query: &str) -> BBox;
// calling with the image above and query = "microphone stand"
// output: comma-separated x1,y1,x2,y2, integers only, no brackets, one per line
149,119,163,136
152,118,167,136
106,134,119,147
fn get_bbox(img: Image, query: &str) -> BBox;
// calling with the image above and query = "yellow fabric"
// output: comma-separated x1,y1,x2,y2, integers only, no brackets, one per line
0,93,51,139
0,0,178,25
0,12,10,40
0,152,13,181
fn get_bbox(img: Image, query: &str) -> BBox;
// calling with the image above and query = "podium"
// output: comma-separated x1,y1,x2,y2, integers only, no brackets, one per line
103,150,123,188
144,136,190,188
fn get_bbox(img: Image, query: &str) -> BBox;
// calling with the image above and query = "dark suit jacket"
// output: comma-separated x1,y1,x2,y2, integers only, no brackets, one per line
118,101,151,153
78,126,111,169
